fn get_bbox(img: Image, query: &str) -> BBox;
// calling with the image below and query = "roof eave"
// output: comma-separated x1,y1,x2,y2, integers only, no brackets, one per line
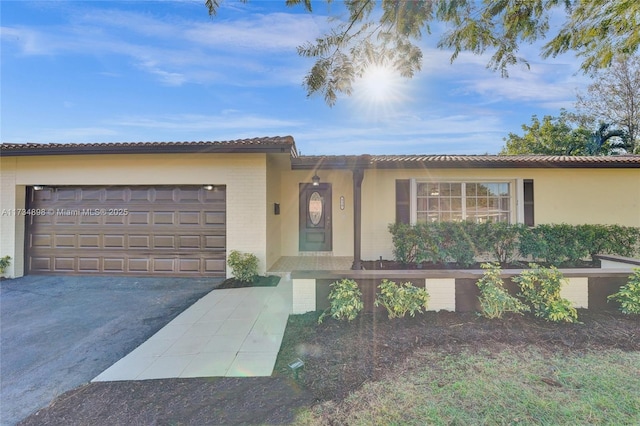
0,143,295,157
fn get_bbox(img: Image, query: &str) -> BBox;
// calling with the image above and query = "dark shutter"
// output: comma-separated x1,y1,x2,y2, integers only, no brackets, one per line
523,179,534,226
396,179,410,224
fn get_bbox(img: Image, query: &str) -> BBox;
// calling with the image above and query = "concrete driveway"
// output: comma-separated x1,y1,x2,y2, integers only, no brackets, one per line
0,275,221,426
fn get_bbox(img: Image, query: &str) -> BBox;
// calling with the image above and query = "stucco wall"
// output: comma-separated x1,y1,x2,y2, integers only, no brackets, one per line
0,153,269,278
266,154,286,270
358,167,640,261
279,169,353,256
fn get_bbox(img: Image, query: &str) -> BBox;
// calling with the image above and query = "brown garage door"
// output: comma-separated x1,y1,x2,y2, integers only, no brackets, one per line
26,186,226,276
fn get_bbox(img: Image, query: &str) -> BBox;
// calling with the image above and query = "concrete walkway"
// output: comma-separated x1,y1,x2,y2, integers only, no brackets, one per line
93,276,292,381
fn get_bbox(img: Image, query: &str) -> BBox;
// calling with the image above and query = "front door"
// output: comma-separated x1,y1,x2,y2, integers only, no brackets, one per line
299,183,332,251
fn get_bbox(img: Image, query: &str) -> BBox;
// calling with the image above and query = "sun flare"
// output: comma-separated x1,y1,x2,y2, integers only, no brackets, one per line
352,64,410,117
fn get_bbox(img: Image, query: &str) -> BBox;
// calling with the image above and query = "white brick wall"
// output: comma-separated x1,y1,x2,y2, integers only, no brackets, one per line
292,279,316,314
425,278,456,311
561,277,589,309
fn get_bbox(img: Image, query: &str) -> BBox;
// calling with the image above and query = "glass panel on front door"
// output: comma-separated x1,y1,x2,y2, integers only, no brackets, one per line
309,191,323,225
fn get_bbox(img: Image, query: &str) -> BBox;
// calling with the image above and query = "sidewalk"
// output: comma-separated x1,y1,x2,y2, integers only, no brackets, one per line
93,276,292,381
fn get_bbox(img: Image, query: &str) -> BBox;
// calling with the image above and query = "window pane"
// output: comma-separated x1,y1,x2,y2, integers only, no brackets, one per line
451,183,462,196
441,183,452,196
466,198,476,208
489,198,500,209
466,183,477,196
428,183,440,196
486,183,499,196
451,197,462,211
417,198,428,211
499,183,509,196
441,198,450,210
428,198,439,211
417,183,430,196
417,212,429,223
500,197,510,211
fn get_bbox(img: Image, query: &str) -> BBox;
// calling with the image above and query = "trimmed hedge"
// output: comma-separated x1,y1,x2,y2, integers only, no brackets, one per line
389,222,640,267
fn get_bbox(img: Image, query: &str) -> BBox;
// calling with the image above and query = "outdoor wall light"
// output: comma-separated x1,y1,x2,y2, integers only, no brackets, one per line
33,185,44,191
203,184,214,191
312,174,320,186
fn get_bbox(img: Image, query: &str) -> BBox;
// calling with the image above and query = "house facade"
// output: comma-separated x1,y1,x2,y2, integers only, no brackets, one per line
1,136,639,278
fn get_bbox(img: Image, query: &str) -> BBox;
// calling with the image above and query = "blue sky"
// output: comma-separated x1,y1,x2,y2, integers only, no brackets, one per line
1,0,592,155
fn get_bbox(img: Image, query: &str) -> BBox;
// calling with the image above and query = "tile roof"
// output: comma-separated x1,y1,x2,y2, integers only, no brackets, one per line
292,154,640,169
0,136,297,156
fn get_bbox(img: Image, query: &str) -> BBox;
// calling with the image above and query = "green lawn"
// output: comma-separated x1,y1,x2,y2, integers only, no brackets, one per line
293,348,640,425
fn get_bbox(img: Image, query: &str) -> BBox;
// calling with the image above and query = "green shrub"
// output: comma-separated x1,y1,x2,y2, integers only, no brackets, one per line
227,250,258,282
476,263,529,319
0,255,11,275
319,279,364,323
439,222,476,267
474,222,525,264
374,279,430,319
519,224,584,266
608,269,640,314
414,223,447,264
388,223,419,264
513,264,578,323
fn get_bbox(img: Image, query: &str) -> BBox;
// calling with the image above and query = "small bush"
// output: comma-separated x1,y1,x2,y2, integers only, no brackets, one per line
608,269,640,314
319,279,364,323
227,250,258,283
474,222,525,264
476,263,529,319
0,255,11,275
374,279,430,319
513,264,578,323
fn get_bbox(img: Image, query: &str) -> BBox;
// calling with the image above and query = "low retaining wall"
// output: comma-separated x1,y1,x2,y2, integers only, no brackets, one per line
291,269,633,314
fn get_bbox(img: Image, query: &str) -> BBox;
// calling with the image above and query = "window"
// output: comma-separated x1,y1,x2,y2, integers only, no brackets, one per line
413,181,512,223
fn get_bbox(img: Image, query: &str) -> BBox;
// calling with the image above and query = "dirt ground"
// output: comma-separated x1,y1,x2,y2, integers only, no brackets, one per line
19,310,638,425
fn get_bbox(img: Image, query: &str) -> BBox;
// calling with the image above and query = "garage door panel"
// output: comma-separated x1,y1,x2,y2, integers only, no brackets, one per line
27,186,226,276
153,235,175,249
205,258,226,273
205,235,225,249
79,235,100,248
153,212,175,225
104,235,125,248
54,235,76,248
79,215,101,225
54,258,75,271
128,258,151,272
153,258,175,272
30,257,51,271
205,212,225,224
56,188,78,201
178,258,200,273
31,234,52,248
78,258,100,272
129,212,151,225
178,212,201,225
105,215,126,225
55,215,78,225
179,236,201,249
129,235,151,249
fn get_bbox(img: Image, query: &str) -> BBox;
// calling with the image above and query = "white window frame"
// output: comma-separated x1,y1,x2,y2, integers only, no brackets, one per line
410,178,523,225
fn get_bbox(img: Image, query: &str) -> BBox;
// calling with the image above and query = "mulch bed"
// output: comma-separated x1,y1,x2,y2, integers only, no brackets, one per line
20,309,638,425
215,275,280,289
281,310,640,402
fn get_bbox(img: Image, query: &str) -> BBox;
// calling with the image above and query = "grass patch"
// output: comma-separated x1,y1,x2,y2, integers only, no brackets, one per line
294,348,640,425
